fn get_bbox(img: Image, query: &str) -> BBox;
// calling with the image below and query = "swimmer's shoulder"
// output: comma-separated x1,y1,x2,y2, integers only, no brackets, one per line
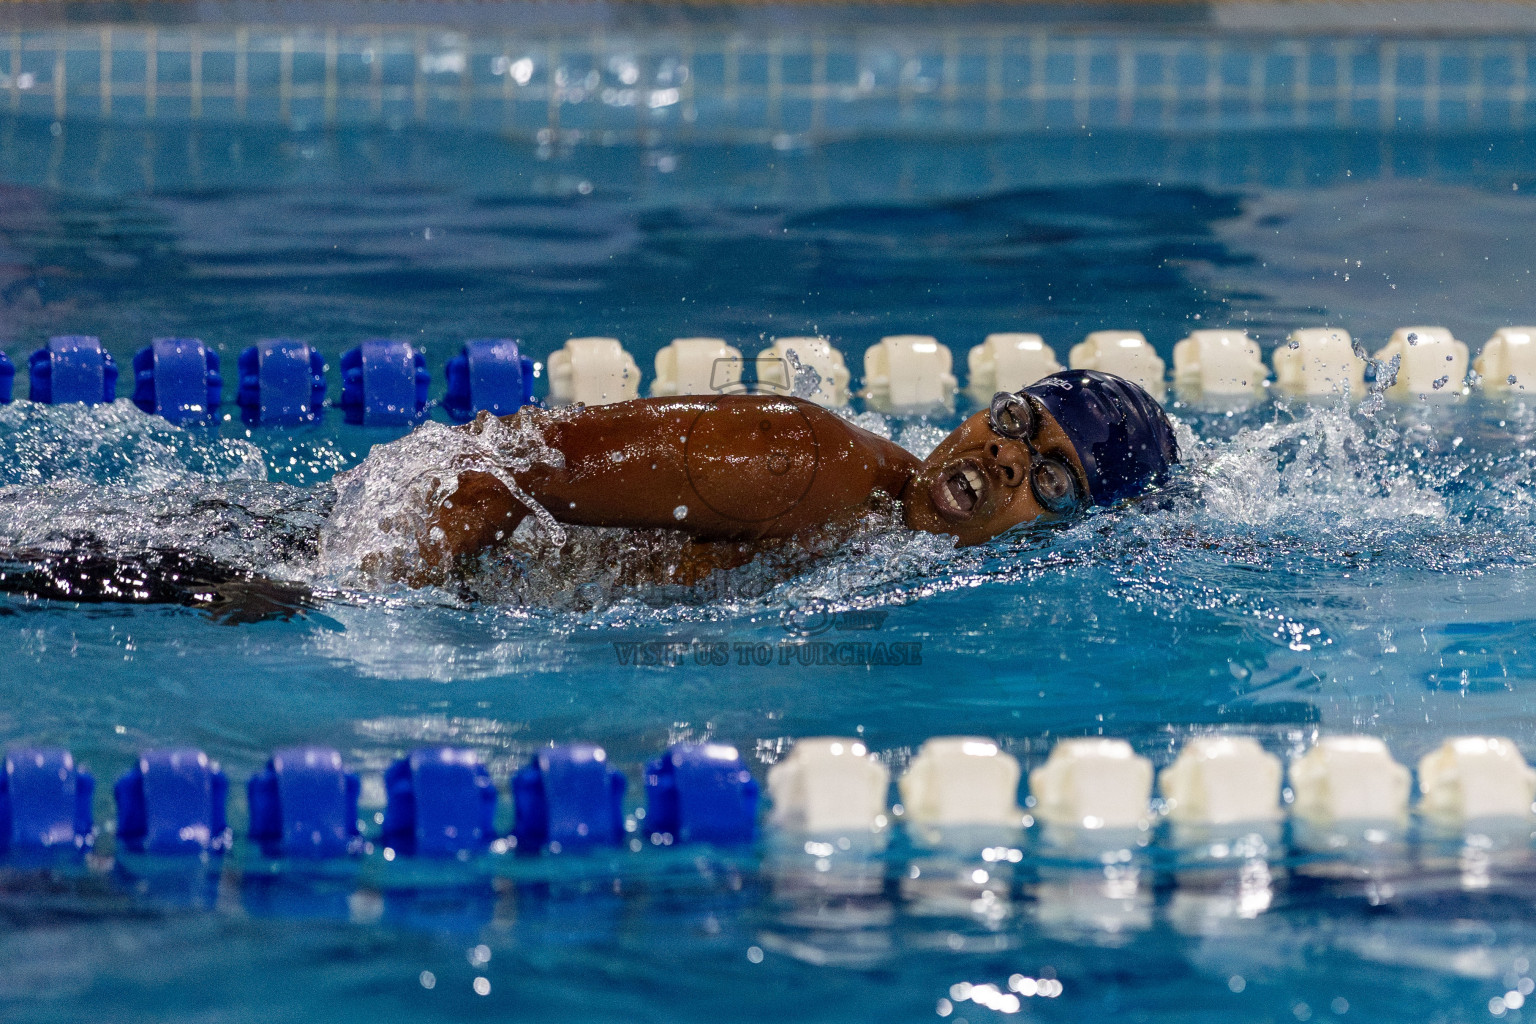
490,395,912,469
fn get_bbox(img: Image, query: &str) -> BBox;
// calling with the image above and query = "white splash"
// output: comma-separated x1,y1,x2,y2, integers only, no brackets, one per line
319,410,566,585
0,399,298,568
783,348,823,401
1190,406,1446,529
0,399,265,490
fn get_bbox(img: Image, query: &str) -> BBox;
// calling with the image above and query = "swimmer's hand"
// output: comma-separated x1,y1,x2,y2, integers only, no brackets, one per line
420,468,528,571
189,577,317,625
362,409,556,582
0,544,315,624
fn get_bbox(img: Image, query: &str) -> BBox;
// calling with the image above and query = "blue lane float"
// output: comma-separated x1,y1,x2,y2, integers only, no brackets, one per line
29,336,118,405
0,748,94,852
0,349,15,404
381,747,497,857
235,339,327,426
12,731,1536,871
512,744,628,851
132,338,222,424
247,747,361,859
339,339,429,426
115,749,230,855
443,338,537,421
645,743,759,845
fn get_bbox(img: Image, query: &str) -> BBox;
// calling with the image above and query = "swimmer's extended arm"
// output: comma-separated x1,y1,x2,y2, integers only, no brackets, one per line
428,396,920,564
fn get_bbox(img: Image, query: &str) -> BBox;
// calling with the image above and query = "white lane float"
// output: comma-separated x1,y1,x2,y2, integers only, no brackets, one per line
967,333,1062,398
1172,328,1267,399
1069,330,1166,401
1029,738,1152,829
1417,736,1536,820
862,335,957,412
1474,327,1536,394
1158,736,1282,825
548,337,642,406
760,336,851,407
1272,327,1368,398
1291,735,1412,822
899,736,1022,827
1372,326,1469,400
652,337,742,397
767,737,890,834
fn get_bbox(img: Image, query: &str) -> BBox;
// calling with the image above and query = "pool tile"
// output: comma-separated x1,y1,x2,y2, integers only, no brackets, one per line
1439,51,1472,87
1174,50,1208,88
6,23,1536,139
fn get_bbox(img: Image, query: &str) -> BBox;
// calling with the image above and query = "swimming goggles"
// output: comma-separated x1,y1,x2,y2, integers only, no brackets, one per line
988,391,1086,516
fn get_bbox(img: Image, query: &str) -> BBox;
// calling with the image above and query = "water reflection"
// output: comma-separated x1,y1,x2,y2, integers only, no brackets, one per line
503,877,626,947
241,870,359,923
383,883,500,934
757,832,893,967
1164,823,1281,937
901,825,1023,929
111,853,224,912
1029,823,1152,945
1291,817,1414,906
1417,817,1536,894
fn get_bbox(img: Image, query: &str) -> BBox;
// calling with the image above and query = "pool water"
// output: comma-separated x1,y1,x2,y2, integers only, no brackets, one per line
4,109,1536,1022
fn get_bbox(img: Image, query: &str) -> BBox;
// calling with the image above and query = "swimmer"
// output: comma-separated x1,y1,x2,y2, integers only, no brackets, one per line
415,369,1177,580
0,370,1175,617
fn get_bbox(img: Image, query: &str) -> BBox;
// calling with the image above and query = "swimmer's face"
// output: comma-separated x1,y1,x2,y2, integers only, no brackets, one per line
904,403,1090,546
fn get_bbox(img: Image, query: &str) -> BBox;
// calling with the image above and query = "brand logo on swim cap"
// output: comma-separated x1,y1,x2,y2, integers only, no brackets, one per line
1032,377,1075,391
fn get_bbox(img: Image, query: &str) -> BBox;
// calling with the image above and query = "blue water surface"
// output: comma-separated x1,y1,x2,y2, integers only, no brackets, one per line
3,108,1536,1023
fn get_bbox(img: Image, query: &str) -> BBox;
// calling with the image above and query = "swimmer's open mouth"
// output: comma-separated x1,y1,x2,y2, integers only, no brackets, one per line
930,459,989,521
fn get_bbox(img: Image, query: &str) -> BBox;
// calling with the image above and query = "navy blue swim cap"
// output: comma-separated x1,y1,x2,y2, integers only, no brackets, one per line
1020,370,1179,507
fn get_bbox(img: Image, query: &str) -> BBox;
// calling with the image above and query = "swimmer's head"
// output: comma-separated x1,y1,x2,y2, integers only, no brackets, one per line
904,370,1179,545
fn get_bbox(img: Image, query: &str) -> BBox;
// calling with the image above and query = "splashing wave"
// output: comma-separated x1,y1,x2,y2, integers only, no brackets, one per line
1,398,1534,630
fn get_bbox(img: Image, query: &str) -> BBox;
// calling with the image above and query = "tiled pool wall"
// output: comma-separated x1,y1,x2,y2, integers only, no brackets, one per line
3,10,1536,141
